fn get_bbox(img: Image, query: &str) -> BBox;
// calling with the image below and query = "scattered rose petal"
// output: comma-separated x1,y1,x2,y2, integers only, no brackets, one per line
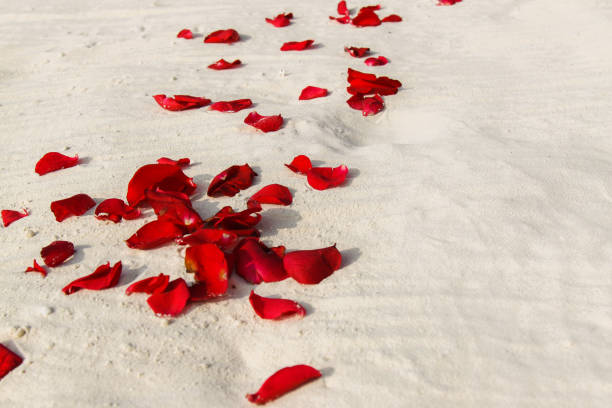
157,157,190,167
126,163,196,207
280,40,314,51
246,365,322,405
126,220,185,250
337,1,348,15
145,188,203,232
208,58,242,70
266,12,293,27
344,46,370,58
365,56,388,66
62,261,122,295
185,244,229,296
244,112,283,133
438,0,463,5
95,198,140,223
285,155,312,174
234,239,287,284
299,86,328,100
35,152,79,176
381,14,402,22
329,15,351,24
177,29,193,39
351,8,381,27
209,99,253,112
41,240,75,267
359,5,381,12
177,228,238,250
206,205,262,231
126,273,170,295
50,193,95,222
347,68,402,96
207,164,257,197
307,165,348,190
249,290,306,320
283,245,342,284
204,29,240,44
147,278,190,316
0,344,22,381
1,209,28,227
248,184,292,207
153,94,211,111
347,94,384,116
25,259,47,277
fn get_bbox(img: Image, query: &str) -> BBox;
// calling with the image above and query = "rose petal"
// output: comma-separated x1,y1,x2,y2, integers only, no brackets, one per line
95,198,140,223
364,56,388,66
0,344,22,381
246,365,321,404
146,278,190,316
285,155,312,174
344,46,370,58
125,273,170,295
25,259,47,277
351,9,381,27
177,29,194,39
306,165,348,190
206,205,262,231
62,261,122,295
347,94,384,116
153,94,211,111
248,184,292,207
283,245,342,284
234,239,287,284
381,14,402,22
347,68,402,95
209,99,253,112
249,290,306,320
145,188,203,232
244,112,283,133
299,86,328,101
280,40,314,51
1,209,28,227
438,0,463,5
337,1,348,15
204,29,240,43
329,15,351,24
41,240,75,267
185,244,229,296
156,157,190,167
126,163,196,207
177,228,238,250
126,220,184,250
188,282,211,302
265,13,293,27
50,194,95,222
35,152,79,176
208,58,242,70
359,5,381,12
207,164,257,198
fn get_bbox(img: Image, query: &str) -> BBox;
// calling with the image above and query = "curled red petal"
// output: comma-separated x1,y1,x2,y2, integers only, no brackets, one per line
208,59,242,70
25,259,47,277
147,278,190,316
62,261,122,295
280,40,314,51
244,112,283,133
265,13,293,27
249,290,305,320
438,0,463,5
177,228,238,250
41,240,75,267
145,188,203,232
50,194,95,222
95,198,140,223
299,86,328,101
1,209,28,227
344,46,370,58
246,365,322,404
177,29,193,39
207,164,257,198
364,56,389,66
285,155,312,174
126,220,184,250
347,69,402,95
209,99,252,113
126,273,170,295
381,14,402,22
206,205,262,230
234,239,287,284
0,344,23,381
35,152,79,176
306,165,348,190
351,9,381,27
157,157,190,167
248,184,292,207
126,163,196,207
347,94,384,116
185,244,229,296
283,245,342,284
204,29,240,43
337,1,348,15
153,94,211,111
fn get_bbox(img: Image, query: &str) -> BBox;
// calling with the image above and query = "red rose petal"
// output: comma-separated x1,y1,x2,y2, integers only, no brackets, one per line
145,188,203,232
337,1,348,15
246,365,322,404
206,205,262,230
25,259,47,277
234,239,287,284
299,86,328,101
347,94,384,116
347,68,402,96
360,5,381,12
344,46,370,58
126,220,184,250
0,344,22,381
204,29,240,44
283,245,342,284
351,9,381,27
95,198,141,223
50,193,95,222
1,209,28,227
329,15,351,24
365,56,388,66
157,157,190,167
177,29,194,39
209,98,253,113
185,244,229,296
381,14,402,22
244,112,283,133
125,273,170,295
147,278,190,316
177,228,238,250
266,13,293,27
208,58,242,70
306,165,348,190
438,0,463,5
280,40,314,51
285,155,312,174
62,261,122,295
126,163,196,207
41,240,75,267
248,184,292,207
35,152,79,176
249,291,306,320
153,94,211,111
207,164,257,198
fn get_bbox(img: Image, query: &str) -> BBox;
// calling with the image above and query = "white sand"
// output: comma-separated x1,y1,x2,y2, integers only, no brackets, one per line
2,0,612,406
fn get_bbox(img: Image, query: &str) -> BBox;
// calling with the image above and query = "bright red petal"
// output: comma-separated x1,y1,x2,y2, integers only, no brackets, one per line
208,59,242,70
41,240,75,267
306,165,348,190
1,209,28,227
249,290,305,320
337,1,348,15
265,13,293,27
95,198,140,223
280,40,314,51
365,56,389,66
209,99,253,112
351,9,381,27
206,205,262,231
234,239,287,284
126,163,196,207
359,5,381,12
157,157,190,167
246,365,321,404
344,46,370,58
248,184,292,207
0,344,22,381
153,94,211,111
35,152,79,176
438,0,463,5
285,155,312,174
145,188,203,232
244,112,283,133
125,273,170,295
146,278,190,316
381,14,402,22
204,29,240,43
347,94,384,116
177,29,194,39
347,69,402,96
185,244,229,296
25,259,47,277
50,194,95,222
62,261,122,295
207,164,257,197
299,86,328,101
283,245,342,284
177,228,238,250
126,220,184,250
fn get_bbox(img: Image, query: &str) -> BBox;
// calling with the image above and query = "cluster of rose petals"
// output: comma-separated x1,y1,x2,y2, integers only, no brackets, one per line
62,261,122,295
25,259,47,277
265,12,293,27
344,46,370,58
95,198,140,223
41,240,75,267
50,194,95,222
249,291,306,320
208,58,242,70
248,184,292,207
246,365,321,404
244,112,284,133
285,155,348,190
0,344,22,381
438,0,463,5
365,56,389,66
207,164,257,197
35,152,79,175
126,163,196,207
1,209,28,227
153,94,211,111
347,94,384,116
157,157,190,167
209,99,253,113
204,29,240,43
299,86,328,101
330,2,401,26
280,40,314,51
177,29,193,39
146,188,203,232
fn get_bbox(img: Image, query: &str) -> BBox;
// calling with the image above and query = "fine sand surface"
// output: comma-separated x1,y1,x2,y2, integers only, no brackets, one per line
1,0,612,406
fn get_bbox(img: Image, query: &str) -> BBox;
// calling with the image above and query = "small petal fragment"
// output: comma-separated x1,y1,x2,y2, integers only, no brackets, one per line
204,29,240,44
62,261,122,295
126,163,196,207
381,14,402,22
35,152,79,175
1,209,28,227
246,365,322,404
207,164,257,197
248,184,292,207
41,240,75,267
307,165,348,190
285,155,312,174
299,86,328,101
147,278,190,316
280,40,314,51
244,112,283,133
184,244,229,296
265,12,293,27
249,290,305,320
25,259,47,277
209,99,253,113
125,273,170,295
95,198,141,223
344,46,370,58
50,194,95,222
438,0,463,5
153,94,211,111
157,157,190,167
365,56,389,66
283,245,342,284
177,29,193,39
0,344,22,381
208,59,242,70
126,220,184,250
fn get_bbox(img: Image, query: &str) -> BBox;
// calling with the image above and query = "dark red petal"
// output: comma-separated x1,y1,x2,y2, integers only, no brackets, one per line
41,240,75,267
185,244,228,296
244,112,283,133
207,164,257,198
306,165,348,190
126,163,196,207
206,205,262,230
204,29,240,44
0,344,22,381
438,0,463,5
208,58,242,70
147,278,190,316
177,228,238,250
283,245,342,284
351,9,381,27
62,261,122,295
246,365,321,404
145,189,203,232
126,220,184,250
249,290,305,320
280,40,314,51
337,1,348,15
125,273,170,295
365,56,389,66
234,239,287,284
248,184,292,207
284,155,312,174
265,13,293,27
177,29,194,39
95,198,140,223
25,259,47,277
153,94,211,111
157,157,190,167
35,152,79,176
1,209,28,227
298,86,328,101
381,14,402,22
188,282,211,302
344,46,370,58
50,194,95,222
209,99,253,113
